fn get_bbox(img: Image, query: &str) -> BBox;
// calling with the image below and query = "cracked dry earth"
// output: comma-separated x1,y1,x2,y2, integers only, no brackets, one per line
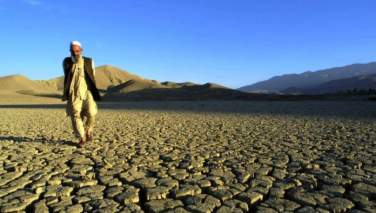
0,101,375,213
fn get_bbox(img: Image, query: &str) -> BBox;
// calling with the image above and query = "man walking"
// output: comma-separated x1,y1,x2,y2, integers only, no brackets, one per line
62,41,101,147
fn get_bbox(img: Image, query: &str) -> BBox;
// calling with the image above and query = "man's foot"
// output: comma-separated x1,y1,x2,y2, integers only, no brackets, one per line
86,131,93,142
78,137,86,147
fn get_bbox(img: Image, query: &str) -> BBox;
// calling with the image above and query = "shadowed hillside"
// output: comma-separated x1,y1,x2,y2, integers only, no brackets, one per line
104,82,246,101
106,78,168,94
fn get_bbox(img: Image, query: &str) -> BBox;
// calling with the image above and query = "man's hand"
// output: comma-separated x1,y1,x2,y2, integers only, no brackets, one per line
62,93,67,101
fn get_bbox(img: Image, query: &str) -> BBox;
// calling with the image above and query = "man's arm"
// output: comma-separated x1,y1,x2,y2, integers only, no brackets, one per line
89,59,101,101
92,60,95,77
62,59,68,101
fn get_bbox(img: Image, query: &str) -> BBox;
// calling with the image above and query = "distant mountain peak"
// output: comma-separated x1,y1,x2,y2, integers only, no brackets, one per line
239,61,376,94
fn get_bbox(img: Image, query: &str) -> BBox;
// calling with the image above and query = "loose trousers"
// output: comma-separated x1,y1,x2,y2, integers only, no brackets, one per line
66,91,98,139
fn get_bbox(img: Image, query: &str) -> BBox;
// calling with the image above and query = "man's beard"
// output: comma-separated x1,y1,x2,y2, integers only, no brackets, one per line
72,54,82,61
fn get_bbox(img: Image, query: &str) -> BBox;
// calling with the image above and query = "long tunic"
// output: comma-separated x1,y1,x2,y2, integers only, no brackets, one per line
69,56,87,102
65,56,97,117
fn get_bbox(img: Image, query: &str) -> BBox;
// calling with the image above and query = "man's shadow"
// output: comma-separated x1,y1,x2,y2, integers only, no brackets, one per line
0,135,78,147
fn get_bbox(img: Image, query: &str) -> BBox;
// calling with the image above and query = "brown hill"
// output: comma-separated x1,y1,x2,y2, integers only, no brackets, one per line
0,65,244,102
0,75,55,92
38,65,205,94
0,65,170,100
37,76,64,91
95,65,146,90
0,75,61,103
39,65,146,91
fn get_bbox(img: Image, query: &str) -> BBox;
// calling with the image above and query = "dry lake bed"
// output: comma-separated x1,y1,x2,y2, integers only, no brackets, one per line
0,101,375,212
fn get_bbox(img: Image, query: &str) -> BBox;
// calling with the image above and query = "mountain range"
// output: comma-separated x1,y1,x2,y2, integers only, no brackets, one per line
1,61,376,103
0,65,250,102
239,62,376,94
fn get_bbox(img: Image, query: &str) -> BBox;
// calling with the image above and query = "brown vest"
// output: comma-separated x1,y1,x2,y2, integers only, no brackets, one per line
62,57,101,101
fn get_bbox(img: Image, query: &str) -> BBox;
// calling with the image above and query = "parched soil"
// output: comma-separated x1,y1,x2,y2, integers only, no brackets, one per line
0,101,375,212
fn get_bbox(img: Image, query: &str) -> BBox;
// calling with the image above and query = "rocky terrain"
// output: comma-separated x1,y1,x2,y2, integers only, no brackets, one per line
0,101,375,212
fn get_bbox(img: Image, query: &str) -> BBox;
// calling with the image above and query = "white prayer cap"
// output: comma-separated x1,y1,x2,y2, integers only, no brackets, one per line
70,40,82,48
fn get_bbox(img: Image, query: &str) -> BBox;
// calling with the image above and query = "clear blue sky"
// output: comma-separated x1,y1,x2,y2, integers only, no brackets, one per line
0,0,375,88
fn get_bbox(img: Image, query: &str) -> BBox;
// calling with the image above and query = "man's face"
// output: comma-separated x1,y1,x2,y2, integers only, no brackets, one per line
70,45,82,58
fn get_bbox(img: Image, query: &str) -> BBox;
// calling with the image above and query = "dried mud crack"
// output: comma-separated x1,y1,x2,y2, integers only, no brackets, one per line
0,101,375,212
